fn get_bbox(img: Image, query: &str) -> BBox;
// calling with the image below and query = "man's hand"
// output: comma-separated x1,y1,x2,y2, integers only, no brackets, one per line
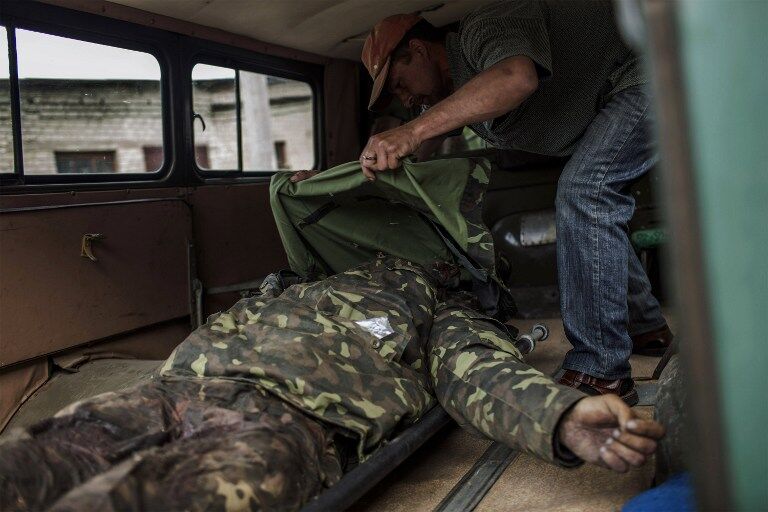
359,122,422,180
358,56,539,181
558,395,665,473
289,170,319,183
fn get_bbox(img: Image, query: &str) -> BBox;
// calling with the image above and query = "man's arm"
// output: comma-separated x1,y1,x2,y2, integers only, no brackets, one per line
360,55,538,178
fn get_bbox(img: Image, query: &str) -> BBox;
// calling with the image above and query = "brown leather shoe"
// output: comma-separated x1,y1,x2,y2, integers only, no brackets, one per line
558,370,639,406
632,324,674,357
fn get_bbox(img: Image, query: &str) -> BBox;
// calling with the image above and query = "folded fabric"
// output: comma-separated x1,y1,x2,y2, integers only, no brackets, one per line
269,157,495,281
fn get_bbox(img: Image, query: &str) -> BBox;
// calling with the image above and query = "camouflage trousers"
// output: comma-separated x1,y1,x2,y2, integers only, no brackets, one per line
0,378,343,512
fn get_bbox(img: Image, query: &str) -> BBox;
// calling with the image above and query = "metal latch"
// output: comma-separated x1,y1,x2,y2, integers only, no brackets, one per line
81,233,105,261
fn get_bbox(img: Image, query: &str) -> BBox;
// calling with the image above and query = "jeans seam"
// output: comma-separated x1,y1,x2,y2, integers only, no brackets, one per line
586,96,650,375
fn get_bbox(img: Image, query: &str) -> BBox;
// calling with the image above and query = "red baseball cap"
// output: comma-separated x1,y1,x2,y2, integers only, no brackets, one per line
362,13,423,111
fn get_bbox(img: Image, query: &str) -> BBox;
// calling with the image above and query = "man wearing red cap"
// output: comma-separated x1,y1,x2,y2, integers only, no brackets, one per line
357,1,673,405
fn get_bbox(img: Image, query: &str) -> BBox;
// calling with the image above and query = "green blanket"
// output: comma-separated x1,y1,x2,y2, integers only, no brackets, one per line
269,157,496,281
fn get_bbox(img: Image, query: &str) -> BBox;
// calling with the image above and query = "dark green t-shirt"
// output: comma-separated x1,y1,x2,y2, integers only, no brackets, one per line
445,0,646,156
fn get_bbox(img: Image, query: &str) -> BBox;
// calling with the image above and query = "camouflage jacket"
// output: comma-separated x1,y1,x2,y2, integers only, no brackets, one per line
161,257,440,458
160,257,584,463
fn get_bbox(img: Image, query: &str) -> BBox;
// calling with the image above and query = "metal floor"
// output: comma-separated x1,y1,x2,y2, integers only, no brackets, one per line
353,316,667,512
3,359,162,433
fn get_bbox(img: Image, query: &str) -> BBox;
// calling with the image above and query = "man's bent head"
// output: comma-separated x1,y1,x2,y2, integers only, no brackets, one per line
363,15,450,111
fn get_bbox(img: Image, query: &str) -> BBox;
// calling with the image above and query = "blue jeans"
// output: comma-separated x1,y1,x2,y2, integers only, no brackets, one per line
557,86,666,380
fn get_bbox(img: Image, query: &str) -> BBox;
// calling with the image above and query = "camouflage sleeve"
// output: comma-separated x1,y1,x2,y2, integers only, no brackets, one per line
427,303,585,465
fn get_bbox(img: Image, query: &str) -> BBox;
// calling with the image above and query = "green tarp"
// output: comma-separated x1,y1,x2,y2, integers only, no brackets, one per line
269,157,496,282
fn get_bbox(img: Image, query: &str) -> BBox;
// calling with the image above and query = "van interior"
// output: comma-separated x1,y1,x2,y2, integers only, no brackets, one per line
1,1,765,510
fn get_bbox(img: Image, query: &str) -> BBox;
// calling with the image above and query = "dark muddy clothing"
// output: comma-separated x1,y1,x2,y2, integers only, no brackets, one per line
0,379,340,512
0,257,584,512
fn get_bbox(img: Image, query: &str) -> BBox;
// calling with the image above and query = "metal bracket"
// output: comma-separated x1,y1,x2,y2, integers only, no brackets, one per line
80,233,105,261
192,278,204,328
434,442,520,512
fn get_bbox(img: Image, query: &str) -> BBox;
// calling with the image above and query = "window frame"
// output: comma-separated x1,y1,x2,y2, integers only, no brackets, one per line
184,40,324,182
0,1,326,193
0,2,180,190
0,23,22,182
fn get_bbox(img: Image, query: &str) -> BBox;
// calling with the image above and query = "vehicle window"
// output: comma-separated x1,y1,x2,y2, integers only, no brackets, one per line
192,63,314,172
55,150,116,173
0,26,13,173
15,29,164,175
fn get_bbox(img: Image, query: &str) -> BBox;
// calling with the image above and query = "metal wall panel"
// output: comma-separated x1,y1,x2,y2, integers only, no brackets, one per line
190,183,289,315
0,199,192,366
674,2,768,509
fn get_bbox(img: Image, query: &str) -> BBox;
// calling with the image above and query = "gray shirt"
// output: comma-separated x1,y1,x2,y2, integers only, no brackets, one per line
446,0,646,156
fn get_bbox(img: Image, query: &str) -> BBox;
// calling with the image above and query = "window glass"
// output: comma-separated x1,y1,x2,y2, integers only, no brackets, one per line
55,151,115,173
16,29,163,175
0,26,13,172
192,64,237,170
192,63,314,172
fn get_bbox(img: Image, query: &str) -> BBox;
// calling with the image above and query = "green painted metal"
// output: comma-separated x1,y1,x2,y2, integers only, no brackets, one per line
676,1,768,509
631,228,666,249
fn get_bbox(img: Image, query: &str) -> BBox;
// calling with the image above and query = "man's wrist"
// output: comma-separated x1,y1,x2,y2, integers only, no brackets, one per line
409,108,453,144
409,117,431,145
553,399,585,467
554,437,582,467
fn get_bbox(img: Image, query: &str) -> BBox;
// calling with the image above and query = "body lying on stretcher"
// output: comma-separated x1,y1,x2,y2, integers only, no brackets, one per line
0,158,664,512
0,256,664,512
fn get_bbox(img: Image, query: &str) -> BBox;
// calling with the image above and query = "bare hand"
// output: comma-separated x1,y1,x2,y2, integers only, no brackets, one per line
558,395,665,473
359,122,421,180
289,170,319,183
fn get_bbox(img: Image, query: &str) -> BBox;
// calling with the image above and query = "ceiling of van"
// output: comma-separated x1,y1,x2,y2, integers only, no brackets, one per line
107,0,496,60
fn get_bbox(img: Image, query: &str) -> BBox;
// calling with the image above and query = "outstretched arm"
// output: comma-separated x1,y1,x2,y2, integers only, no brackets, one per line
360,55,538,179
427,303,665,471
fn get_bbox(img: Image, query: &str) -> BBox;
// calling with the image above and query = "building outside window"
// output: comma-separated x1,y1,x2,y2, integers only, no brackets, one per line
2,27,316,178
12,28,164,175
274,140,287,169
0,26,13,173
143,145,209,171
55,151,116,173
192,63,314,172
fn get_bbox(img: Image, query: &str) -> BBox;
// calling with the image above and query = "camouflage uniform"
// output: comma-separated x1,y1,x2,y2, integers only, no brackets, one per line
428,299,584,458
0,378,342,512
0,256,584,512
654,354,688,483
